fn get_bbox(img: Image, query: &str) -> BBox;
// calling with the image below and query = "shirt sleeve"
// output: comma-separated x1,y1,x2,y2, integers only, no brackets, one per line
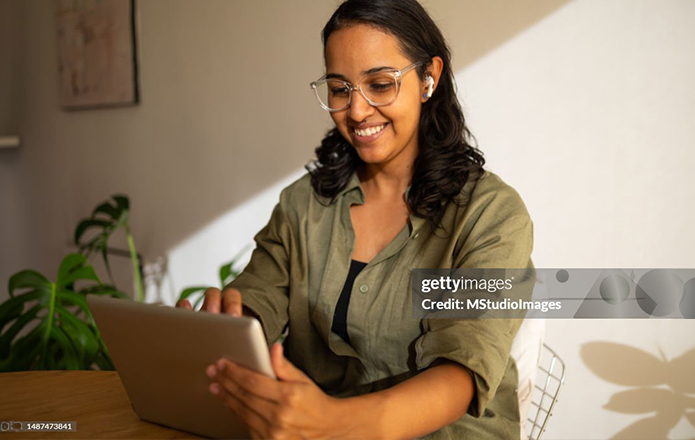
226,193,292,345
414,177,535,418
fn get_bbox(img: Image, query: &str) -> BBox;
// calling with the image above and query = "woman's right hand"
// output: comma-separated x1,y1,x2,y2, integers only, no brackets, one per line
176,287,243,317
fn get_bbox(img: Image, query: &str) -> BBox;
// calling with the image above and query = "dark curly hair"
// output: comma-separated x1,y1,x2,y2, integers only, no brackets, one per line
307,0,485,230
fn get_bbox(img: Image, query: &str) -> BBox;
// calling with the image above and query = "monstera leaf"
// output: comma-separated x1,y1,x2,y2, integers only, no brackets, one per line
74,194,143,302
0,253,126,372
74,195,129,281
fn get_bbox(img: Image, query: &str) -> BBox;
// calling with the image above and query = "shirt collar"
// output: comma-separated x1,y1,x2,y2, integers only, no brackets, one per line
313,168,483,238
313,170,363,206
314,170,426,238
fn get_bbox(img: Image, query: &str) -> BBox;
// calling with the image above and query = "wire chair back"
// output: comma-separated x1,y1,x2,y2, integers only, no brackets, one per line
525,343,566,440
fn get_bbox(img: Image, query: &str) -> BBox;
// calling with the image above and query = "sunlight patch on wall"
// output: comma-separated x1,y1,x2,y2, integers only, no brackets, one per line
148,169,307,305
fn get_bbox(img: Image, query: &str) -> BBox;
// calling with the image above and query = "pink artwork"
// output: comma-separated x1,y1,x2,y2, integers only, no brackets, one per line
56,0,139,109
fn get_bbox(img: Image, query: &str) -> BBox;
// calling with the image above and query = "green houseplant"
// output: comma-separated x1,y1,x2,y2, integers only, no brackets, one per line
74,194,144,302
0,193,141,372
0,253,125,372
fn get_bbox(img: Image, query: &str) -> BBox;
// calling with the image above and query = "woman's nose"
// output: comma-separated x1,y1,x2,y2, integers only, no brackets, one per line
347,89,375,122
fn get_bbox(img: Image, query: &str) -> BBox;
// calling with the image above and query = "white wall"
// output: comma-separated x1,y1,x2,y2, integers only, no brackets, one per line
162,170,305,305
0,0,14,134
0,0,22,287
452,1,695,438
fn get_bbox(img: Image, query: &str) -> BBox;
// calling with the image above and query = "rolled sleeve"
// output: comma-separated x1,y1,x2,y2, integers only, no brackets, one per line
415,316,522,418
227,195,292,345
415,178,535,418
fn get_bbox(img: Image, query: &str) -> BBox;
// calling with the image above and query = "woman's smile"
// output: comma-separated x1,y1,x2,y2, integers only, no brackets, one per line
350,122,390,144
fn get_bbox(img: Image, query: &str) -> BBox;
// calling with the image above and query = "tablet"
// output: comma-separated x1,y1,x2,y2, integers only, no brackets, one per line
87,295,274,439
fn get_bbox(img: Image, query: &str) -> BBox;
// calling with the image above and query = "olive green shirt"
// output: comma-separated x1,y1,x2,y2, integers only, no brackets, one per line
228,169,534,439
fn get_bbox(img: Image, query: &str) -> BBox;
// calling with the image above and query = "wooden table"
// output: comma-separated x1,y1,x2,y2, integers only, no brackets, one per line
0,371,204,439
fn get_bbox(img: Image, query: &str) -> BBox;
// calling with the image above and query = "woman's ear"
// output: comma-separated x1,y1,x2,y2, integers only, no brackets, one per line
422,56,444,102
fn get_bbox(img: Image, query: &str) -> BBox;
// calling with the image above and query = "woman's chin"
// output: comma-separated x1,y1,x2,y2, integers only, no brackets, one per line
355,149,388,165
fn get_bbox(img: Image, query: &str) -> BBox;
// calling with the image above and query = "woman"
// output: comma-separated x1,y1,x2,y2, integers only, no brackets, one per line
178,0,533,438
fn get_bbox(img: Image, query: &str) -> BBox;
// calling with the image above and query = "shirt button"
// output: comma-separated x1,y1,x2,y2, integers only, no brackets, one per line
359,284,369,293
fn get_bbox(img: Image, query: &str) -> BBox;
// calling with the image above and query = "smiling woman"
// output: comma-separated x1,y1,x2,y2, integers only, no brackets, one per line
177,0,534,439
324,27,426,175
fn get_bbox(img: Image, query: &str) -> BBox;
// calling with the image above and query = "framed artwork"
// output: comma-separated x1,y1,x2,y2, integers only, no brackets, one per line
55,0,139,110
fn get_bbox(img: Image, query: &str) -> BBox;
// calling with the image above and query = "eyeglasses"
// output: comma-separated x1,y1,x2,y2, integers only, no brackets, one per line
310,62,421,112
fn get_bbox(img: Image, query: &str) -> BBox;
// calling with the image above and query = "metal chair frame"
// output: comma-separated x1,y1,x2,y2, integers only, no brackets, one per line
526,343,566,440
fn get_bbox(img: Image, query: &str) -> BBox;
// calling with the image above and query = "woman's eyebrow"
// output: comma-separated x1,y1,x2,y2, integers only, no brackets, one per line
325,66,396,80
363,66,395,75
325,73,347,80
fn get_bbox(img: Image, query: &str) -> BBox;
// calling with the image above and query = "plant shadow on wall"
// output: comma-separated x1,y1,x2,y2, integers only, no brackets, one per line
581,342,695,439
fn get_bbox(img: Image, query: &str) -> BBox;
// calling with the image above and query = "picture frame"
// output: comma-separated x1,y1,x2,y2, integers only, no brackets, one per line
55,0,139,110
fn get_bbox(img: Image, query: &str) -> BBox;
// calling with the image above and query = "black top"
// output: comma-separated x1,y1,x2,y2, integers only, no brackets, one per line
331,259,368,343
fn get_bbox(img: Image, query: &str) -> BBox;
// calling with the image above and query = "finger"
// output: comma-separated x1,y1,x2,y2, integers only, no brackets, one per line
221,287,242,317
271,343,310,383
210,381,275,437
175,299,192,310
216,359,285,403
214,373,278,416
201,288,222,313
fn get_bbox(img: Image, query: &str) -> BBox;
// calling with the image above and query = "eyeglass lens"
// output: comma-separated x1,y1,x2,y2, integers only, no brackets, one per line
316,72,398,111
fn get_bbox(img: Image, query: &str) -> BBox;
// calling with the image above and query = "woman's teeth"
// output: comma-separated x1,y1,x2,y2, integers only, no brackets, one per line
354,124,386,137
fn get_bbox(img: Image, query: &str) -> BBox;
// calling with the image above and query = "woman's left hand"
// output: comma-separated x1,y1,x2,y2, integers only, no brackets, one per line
207,343,344,440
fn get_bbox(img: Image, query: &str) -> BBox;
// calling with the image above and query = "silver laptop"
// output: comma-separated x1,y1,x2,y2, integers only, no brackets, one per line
87,295,274,439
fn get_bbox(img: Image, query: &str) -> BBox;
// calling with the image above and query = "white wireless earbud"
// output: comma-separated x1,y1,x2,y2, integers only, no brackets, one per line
424,76,435,99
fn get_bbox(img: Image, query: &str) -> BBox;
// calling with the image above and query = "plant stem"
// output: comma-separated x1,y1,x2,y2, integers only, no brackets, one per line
125,224,144,302
41,282,57,365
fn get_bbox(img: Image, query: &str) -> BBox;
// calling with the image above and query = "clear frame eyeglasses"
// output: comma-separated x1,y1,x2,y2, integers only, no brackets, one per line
309,61,421,112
